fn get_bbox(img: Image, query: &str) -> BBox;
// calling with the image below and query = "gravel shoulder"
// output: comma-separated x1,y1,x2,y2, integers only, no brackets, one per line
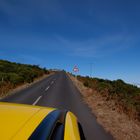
69,74,140,140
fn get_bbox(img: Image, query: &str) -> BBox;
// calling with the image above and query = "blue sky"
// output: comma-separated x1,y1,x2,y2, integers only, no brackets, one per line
0,0,140,84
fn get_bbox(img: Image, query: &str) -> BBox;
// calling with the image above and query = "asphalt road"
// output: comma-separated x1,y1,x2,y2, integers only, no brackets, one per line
1,71,113,140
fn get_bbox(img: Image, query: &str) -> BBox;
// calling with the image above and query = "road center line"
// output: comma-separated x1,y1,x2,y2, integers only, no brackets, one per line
51,81,54,84
45,86,50,91
32,96,42,105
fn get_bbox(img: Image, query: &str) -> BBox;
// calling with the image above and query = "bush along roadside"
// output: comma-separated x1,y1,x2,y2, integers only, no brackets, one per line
76,75,140,121
0,59,50,97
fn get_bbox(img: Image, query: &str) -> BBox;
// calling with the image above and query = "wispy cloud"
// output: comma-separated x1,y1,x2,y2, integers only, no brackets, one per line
53,33,136,58
0,30,136,59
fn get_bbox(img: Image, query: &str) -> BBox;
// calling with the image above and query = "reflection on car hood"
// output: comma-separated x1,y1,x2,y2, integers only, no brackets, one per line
0,102,54,140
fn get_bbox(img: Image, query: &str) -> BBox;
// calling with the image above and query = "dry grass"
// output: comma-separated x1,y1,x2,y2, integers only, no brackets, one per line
69,74,140,140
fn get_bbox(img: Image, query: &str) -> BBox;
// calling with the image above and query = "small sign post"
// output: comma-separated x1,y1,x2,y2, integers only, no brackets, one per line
73,65,79,79
73,65,79,73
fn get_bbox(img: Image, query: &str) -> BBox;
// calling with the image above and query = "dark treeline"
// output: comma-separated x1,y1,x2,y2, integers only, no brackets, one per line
0,60,50,96
77,75,140,121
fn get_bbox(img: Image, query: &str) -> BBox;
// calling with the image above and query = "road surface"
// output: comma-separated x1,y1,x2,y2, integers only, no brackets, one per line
1,71,114,140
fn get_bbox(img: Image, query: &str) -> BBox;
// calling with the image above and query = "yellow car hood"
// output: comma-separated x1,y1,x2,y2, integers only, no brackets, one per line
0,102,54,140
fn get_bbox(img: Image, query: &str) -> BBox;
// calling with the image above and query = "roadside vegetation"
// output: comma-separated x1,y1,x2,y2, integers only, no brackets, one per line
70,74,140,140
0,60,50,97
76,75,140,121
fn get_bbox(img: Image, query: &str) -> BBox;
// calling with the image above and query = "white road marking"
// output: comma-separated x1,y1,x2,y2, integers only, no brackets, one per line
51,81,54,84
32,96,42,105
45,86,50,91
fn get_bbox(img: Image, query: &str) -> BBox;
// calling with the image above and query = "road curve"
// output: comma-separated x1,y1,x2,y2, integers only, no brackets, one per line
1,71,114,140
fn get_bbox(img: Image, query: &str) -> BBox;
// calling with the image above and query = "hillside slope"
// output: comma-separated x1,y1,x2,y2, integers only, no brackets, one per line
0,60,49,96
70,74,140,140
76,75,140,121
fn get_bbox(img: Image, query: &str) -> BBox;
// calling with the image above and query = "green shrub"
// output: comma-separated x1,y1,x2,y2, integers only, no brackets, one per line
0,72,9,82
7,73,24,86
83,81,90,87
0,59,50,86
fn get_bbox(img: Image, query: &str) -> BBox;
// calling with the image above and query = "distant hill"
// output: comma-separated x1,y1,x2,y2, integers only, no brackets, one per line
0,59,50,96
